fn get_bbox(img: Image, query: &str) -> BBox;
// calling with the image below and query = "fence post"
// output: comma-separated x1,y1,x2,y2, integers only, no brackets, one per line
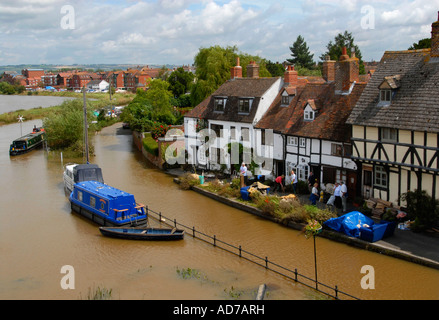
239,245,242,257
334,285,339,300
213,235,216,247
265,257,268,269
159,211,161,222
192,226,195,238
294,268,298,282
174,218,177,228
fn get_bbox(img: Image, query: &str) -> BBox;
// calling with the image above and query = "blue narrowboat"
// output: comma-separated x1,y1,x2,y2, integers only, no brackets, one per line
69,181,148,227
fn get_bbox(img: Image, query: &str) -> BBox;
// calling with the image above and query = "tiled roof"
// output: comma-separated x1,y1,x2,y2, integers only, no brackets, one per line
346,49,439,133
185,77,280,123
256,82,366,142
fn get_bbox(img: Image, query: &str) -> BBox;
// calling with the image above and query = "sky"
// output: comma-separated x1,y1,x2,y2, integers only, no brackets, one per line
1,0,438,66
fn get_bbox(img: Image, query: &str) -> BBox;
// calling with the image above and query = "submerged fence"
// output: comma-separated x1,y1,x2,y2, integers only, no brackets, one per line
145,206,360,300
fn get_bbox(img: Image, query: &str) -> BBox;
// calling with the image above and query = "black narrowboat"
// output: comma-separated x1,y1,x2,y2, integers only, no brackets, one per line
9,126,46,156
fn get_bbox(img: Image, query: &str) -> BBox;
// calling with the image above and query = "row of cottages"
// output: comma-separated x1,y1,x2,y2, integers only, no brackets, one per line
346,14,439,204
184,53,368,198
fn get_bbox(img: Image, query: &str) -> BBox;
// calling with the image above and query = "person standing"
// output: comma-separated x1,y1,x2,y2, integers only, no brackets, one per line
309,182,319,205
291,170,297,194
326,182,338,208
340,181,348,213
334,182,342,209
240,162,248,187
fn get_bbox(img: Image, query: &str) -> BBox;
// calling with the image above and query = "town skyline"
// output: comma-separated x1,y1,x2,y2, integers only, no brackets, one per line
1,0,438,66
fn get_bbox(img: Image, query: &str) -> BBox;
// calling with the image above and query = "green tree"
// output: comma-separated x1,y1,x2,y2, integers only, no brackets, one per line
266,60,285,77
287,35,315,69
167,67,194,97
320,30,365,74
43,99,95,155
190,45,272,106
145,78,174,114
408,38,431,50
400,190,439,231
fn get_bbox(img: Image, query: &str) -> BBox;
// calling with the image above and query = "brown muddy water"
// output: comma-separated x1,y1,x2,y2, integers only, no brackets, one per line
0,121,438,300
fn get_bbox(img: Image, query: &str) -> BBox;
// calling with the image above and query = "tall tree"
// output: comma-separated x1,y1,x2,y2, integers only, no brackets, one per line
167,67,194,98
190,45,272,106
287,35,315,69
320,30,365,74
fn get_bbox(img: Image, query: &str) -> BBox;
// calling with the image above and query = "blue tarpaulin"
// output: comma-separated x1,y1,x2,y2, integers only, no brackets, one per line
323,211,375,238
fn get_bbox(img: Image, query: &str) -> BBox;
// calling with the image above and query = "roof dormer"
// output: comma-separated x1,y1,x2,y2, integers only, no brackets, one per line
378,75,400,106
304,100,317,121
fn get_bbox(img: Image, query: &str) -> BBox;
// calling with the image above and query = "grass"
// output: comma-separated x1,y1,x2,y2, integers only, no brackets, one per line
0,91,135,126
142,132,159,156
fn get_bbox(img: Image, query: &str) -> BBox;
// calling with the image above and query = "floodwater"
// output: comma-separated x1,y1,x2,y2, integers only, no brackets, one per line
0,120,438,300
0,95,75,113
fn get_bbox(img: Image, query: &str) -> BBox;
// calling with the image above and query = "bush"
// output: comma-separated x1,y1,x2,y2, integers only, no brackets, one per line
179,173,200,190
400,190,439,231
142,132,158,156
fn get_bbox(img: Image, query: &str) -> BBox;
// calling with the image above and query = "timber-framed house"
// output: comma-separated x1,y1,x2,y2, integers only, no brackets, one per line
346,14,439,204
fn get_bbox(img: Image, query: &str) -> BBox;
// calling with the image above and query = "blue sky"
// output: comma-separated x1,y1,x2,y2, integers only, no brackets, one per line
1,0,438,66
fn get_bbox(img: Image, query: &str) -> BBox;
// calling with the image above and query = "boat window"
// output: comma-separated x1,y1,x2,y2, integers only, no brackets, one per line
90,196,96,208
100,202,105,210
77,191,83,202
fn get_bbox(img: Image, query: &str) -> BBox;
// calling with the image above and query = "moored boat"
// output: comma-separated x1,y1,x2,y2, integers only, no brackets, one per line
99,227,185,240
69,180,148,227
9,126,46,156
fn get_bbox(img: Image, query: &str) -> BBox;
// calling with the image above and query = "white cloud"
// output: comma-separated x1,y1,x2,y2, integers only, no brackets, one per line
1,0,439,65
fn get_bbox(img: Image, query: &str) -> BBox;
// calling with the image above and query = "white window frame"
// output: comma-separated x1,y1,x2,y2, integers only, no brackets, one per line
299,137,306,148
304,110,315,121
287,136,298,146
374,165,388,188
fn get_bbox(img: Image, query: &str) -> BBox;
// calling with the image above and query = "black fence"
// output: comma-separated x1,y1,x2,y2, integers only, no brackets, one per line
145,206,360,300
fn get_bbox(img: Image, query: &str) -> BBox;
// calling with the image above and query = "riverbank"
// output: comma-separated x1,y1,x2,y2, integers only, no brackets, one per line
167,168,439,270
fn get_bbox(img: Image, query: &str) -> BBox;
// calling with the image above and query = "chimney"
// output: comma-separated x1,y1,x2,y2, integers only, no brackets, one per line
247,60,259,78
322,55,336,82
335,46,359,93
230,57,242,79
284,65,298,87
431,11,439,57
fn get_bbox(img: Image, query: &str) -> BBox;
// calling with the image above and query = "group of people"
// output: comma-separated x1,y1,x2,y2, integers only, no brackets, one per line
241,165,348,212
326,181,348,212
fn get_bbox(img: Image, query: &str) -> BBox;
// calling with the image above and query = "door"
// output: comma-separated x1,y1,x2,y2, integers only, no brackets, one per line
347,171,357,200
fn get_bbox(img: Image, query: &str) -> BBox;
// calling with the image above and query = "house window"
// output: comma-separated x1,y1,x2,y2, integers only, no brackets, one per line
210,124,223,138
331,143,343,156
380,89,392,102
299,137,306,148
230,126,236,140
304,110,315,121
241,127,250,141
214,98,225,112
287,136,298,146
281,95,289,105
374,166,388,188
381,128,397,142
238,98,252,113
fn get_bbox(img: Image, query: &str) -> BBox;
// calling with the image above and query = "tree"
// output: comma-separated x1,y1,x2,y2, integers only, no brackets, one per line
266,60,285,77
408,38,431,50
167,67,194,98
287,35,315,69
190,45,272,106
145,78,174,114
320,30,365,74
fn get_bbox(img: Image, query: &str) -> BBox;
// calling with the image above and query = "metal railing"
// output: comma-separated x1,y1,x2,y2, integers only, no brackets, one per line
145,206,360,300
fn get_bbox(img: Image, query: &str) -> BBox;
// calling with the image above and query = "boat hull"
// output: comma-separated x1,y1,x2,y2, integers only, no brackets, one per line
99,227,185,240
70,201,147,227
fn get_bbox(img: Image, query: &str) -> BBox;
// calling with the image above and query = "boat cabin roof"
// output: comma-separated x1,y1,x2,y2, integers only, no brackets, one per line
75,181,134,201
73,164,104,184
